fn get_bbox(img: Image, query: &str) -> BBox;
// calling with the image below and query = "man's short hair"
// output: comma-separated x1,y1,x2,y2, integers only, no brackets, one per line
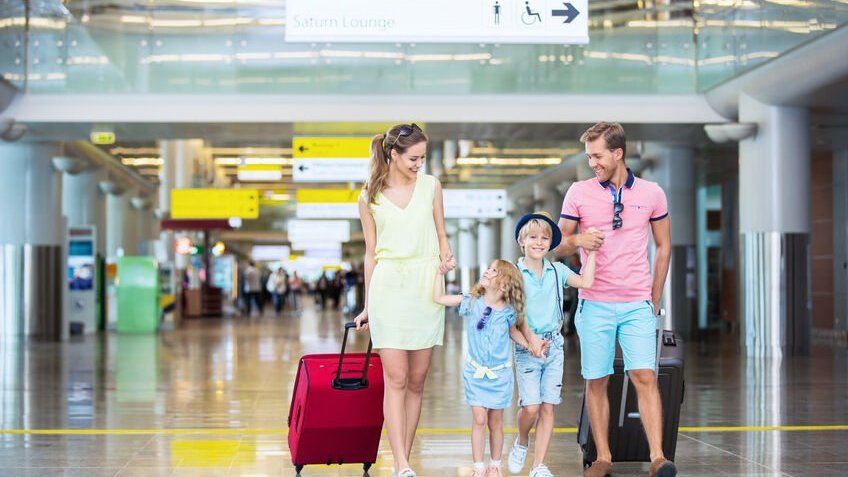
580,122,626,158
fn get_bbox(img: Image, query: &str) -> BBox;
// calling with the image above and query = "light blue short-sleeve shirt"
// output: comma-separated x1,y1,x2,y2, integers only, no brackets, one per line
517,258,574,334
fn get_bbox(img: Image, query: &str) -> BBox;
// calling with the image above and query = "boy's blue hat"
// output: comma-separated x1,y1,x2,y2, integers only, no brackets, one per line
514,211,562,251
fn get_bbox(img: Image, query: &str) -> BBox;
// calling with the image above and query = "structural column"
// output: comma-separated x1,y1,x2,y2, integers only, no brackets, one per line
61,165,106,253
833,146,848,333
132,195,157,256
61,162,107,335
457,218,477,292
500,198,519,264
477,219,496,277
533,182,563,220
645,144,697,336
738,94,811,357
102,180,128,259
0,143,65,339
158,139,201,270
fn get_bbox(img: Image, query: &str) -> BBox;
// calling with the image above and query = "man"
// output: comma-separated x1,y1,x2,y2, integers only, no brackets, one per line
555,122,676,477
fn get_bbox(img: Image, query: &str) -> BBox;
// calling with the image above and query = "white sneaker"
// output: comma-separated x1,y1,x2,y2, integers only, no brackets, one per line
507,438,528,474
397,468,417,477
529,464,554,477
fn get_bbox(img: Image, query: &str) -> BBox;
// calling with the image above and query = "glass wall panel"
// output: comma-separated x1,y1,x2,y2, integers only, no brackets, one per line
0,0,27,89
3,0,847,95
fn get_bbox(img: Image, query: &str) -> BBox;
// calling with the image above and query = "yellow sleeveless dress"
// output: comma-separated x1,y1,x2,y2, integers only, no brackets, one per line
367,174,445,350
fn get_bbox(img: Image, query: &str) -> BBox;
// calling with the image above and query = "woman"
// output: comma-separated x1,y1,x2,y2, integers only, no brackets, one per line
354,123,455,477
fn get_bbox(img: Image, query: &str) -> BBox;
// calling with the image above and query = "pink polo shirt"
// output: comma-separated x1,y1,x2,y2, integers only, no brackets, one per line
560,169,668,302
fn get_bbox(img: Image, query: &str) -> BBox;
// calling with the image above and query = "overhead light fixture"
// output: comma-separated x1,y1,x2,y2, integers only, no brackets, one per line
121,157,163,166
455,157,563,166
704,123,757,143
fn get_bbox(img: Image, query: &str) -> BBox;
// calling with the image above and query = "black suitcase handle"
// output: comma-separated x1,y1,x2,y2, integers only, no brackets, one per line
334,322,374,390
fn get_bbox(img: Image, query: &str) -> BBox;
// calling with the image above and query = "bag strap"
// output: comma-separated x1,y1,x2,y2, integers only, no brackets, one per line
552,262,563,322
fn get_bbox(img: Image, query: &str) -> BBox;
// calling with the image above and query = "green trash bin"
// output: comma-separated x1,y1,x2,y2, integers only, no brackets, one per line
117,256,159,333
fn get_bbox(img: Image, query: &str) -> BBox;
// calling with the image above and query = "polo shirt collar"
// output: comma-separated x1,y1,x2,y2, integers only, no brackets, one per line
599,168,635,190
517,257,554,274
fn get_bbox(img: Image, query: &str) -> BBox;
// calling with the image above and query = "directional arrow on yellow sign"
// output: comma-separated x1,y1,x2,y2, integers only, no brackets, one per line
171,189,259,219
292,137,372,159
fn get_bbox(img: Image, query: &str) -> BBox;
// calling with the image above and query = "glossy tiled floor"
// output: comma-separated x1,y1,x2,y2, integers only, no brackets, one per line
0,300,846,476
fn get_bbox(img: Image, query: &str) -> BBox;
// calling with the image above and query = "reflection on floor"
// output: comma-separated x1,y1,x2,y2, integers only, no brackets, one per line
0,300,846,476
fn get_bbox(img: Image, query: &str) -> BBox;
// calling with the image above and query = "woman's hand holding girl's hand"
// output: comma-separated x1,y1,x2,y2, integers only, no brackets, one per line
439,252,456,274
354,310,369,331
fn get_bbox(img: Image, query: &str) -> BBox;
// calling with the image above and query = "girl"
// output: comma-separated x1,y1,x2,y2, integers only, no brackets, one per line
354,123,456,477
433,259,533,477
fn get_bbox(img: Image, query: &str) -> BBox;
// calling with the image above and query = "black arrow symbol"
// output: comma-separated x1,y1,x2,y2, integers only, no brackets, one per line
298,164,308,172
551,2,579,23
298,145,309,153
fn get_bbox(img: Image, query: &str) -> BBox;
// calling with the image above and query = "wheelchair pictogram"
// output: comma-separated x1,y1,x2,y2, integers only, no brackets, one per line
521,1,543,24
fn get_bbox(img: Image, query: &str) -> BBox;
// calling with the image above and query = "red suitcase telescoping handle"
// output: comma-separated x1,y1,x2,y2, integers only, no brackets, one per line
334,322,374,391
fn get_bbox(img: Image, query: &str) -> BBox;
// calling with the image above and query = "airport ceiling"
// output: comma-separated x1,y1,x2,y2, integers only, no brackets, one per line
22,121,737,191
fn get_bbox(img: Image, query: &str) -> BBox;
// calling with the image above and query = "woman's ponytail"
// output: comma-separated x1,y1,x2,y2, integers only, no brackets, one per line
365,134,391,205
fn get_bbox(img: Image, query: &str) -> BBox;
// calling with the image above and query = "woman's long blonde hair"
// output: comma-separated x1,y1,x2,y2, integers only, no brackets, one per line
470,259,526,328
364,123,427,205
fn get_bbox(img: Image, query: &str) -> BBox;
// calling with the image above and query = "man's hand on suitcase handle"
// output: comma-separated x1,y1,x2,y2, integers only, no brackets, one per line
354,311,369,331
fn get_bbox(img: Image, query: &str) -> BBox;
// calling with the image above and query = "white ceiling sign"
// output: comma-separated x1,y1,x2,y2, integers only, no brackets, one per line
290,241,343,251
285,0,588,44
251,245,292,261
305,247,343,261
296,202,359,219
288,219,351,243
443,189,508,219
292,159,370,183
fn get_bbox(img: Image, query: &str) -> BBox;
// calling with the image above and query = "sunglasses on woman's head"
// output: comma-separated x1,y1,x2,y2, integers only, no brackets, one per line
388,123,421,149
476,306,493,330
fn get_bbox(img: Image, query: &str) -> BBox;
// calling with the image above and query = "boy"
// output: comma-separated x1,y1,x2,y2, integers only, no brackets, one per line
508,211,596,477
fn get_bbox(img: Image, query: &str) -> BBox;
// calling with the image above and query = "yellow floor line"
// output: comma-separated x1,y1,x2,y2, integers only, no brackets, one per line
0,425,846,436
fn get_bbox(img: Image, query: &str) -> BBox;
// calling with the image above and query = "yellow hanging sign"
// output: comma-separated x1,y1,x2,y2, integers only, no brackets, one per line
292,137,372,159
296,188,361,204
171,189,259,219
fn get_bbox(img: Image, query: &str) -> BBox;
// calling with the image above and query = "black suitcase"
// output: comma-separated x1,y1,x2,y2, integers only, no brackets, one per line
577,330,685,467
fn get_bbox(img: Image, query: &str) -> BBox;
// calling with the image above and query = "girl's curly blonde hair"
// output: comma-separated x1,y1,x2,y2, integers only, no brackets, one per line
470,259,526,328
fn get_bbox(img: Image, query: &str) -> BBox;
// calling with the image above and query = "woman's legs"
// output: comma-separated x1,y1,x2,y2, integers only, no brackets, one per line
404,347,434,460
487,409,504,461
380,348,410,472
471,406,488,463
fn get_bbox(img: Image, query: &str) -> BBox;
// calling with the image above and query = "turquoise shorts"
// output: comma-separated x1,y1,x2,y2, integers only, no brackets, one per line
575,299,658,380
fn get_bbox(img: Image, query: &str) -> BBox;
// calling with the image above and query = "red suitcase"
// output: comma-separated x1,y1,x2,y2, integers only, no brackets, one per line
288,322,384,475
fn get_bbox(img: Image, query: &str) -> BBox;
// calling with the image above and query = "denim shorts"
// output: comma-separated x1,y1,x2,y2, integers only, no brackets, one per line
514,331,565,406
574,299,658,380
